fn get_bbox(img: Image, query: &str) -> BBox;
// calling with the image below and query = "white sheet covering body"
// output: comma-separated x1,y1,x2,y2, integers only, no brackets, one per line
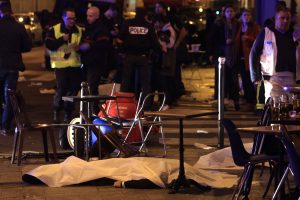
25,156,237,188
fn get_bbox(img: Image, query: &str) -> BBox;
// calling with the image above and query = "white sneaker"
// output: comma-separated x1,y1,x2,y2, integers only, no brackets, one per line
162,105,170,111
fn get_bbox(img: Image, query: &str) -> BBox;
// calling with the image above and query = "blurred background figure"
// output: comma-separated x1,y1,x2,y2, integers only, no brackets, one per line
0,2,31,135
79,6,110,114
208,5,240,111
237,8,260,112
155,1,188,102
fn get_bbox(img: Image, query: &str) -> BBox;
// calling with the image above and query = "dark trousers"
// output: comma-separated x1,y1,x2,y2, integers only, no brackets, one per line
240,61,255,103
162,75,176,106
224,64,240,102
86,66,104,114
53,67,82,112
214,59,239,102
120,54,152,109
174,60,185,99
0,71,18,130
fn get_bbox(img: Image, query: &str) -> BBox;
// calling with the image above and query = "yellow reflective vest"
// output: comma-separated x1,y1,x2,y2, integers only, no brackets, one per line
49,24,83,69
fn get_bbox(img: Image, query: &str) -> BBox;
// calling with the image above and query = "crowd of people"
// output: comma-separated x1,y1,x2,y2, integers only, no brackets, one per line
44,1,190,124
207,1,300,115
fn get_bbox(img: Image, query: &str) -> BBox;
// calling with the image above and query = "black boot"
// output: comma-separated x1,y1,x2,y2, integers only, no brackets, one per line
53,110,60,123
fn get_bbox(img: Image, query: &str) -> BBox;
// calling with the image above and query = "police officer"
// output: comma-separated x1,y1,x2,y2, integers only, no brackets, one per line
117,7,159,109
45,7,83,123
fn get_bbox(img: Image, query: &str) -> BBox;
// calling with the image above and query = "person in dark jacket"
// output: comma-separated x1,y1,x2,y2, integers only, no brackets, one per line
79,6,110,114
207,5,240,111
0,2,32,135
117,7,160,110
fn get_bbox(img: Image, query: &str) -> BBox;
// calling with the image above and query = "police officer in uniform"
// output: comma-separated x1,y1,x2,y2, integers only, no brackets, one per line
117,7,159,109
45,8,83,123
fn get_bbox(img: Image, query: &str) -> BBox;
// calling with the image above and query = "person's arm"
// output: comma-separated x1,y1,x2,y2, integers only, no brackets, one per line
249,29,265,84
174,26,187,49
45,26,66,51
20,24,32,53
206,22,218,62
80,26,110,52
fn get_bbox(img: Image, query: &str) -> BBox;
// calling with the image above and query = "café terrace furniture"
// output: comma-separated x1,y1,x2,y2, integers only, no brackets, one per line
144,108,217,193
62,94,139,159
237,124,300,199
121,92,167,157
8,89,58,165
272,125,300,200
221,119,280,200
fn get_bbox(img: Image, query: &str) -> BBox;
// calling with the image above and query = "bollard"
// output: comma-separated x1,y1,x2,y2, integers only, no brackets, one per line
218,57,225,148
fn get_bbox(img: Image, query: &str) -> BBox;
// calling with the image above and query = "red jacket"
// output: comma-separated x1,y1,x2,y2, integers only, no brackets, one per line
237,22,260,71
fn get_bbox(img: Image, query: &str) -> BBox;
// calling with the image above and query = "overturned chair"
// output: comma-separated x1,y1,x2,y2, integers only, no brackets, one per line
79,110,139,158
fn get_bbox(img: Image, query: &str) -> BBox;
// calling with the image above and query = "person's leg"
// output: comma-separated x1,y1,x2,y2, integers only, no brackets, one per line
120,55,135,93
240,64,255,104
138,55,152,110
114,179,159,189
2,71,18,132
86,67,103,114
64,67,82,121
53,68,68,122
229,66,240,111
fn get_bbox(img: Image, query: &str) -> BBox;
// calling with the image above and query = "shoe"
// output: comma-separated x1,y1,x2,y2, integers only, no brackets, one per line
113,181,123,188
162,105,170,111
0,129,9,136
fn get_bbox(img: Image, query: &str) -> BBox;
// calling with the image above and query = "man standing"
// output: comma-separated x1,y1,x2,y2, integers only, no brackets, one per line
79,6,110,114
45,8,83,123
250,6,300,100
117,7,159,110
0,2,32,135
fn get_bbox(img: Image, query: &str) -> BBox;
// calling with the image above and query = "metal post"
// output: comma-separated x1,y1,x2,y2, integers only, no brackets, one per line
218,57,225,148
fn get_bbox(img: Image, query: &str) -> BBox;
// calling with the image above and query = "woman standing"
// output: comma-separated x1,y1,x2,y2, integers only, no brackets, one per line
208,5,241,111
238,9,260,111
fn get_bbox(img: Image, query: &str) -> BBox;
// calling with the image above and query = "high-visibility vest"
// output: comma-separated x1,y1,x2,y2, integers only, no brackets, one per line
49,24,83,69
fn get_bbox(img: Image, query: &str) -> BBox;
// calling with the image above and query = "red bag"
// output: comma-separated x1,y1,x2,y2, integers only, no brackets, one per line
98,92,141,143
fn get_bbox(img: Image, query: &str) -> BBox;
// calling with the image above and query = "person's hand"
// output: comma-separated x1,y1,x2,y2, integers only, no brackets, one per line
69,43,79,51
242,35,251,41
226,38,232,45
79,43,90,51
62,34,69,42
209,56,213,63
253,80,261,86
294,29,300,41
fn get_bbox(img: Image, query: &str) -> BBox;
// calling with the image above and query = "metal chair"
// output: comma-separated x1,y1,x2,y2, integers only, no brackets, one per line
122,92,167,157
221,119,279,200
8,89,58,165
272,126,300,200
